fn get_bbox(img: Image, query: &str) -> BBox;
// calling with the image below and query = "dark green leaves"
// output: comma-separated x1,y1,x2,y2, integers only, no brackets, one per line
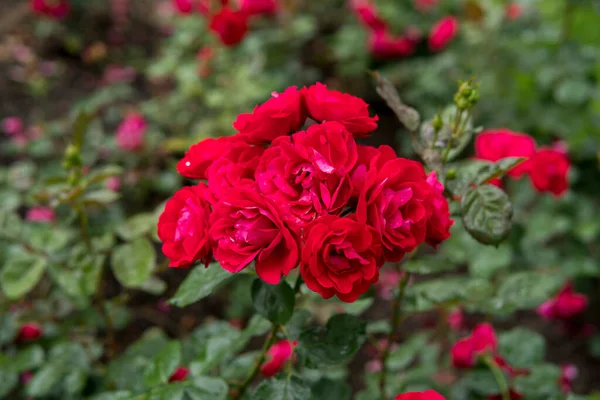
170,264,234,307
461,184,513,245
251,279,295,324
251,376,310,400
499,328,545,368
299,313,366,366
110,238,156,288
311,378,351,400
0,249,47,299
143,341,181,387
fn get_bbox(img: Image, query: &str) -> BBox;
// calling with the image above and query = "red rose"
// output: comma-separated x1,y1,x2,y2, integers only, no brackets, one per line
349,0,387,32
255,122,356,230
116,112,147,151
451,323,497,369
559,364,577,394
395,390,446,400
209,187,299,284
157,184,212,268
505,3,523,20
537,282,587,320
206,143,263,200
302,83,379,137
177,136,245,180
428,16,459,52
528,148,570,197
350,145,395,197
31,0,70,19
300,215,383,302
425,171,453,248
261,340,296,377
172,0,194,14
168,366,189,382
357,154,431,261
238,0,278,16
488,390,523,400
475,130,536,177
233,86,306,144
209,8,248,46
18,323,43,342
369,31,418,59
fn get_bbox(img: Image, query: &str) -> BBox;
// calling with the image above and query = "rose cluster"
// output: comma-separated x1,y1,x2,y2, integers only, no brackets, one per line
349,0,459,59
172,0,277,47
158,83,453,302
475,129,570,196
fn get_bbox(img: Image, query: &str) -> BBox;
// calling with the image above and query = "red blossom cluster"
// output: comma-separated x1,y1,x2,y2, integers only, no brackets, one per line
158,83,453,302
537,282,588,321
172,0,277,47
30,0,70,19
451,323,528,399
475,129,570,196
260,340,296,376
395,390,446,400
349,0,459,59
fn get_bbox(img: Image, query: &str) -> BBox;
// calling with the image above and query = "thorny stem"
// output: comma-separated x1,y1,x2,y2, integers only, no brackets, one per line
378,272,411,400
484,355,511,400
76,205,93,252
441,109,464,163
235,323,280,399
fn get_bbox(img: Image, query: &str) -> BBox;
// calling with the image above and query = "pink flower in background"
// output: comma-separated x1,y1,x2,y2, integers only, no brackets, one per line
26,207,55,223
414,0,438,12
103,65,137,85
369,31,418,59
18,323,43,342
105,176,121,191
261,340,296,377
349,0,387,32
20,371,34,384
537,282,587,320
116,112,147,151
31,0,70,19
209,8,249,46
559,364,577,393
428,16,459,51
451,323,497,368
448,308,464,331
375,269,401,299
2,117,24,135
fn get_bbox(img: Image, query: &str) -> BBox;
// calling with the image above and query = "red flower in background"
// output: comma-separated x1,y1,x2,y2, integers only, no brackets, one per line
209,7,249,46
369,31,418,59
357,152,432,261
505,3,523,20
238,0,278,16
303,83,379,137
2,117,24,136
261,340,296,376
116,112,147,151
487,390,523,400
395,390,446,400
475,130,536,177
349,0,387,32
18,323,43,342
300,215,383,302
233,86,306,144
425,171,453,248
451,323,497,368
428,16,459,51
168,366,189,382
172,0,194,14
528,148,570,196
31,0,70,19
210,187,299,284
158,184,213,268
559,364,578,393
537,282,587,320
448,308,464,331
414,0,438,12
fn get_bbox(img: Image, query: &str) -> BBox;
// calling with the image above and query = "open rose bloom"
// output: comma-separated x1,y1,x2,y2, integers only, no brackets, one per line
158,83,453,302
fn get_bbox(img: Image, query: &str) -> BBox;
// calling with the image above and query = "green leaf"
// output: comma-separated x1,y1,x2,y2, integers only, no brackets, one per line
469,243,512,279
116,213,157,241
461,185,513,245
499,328,545,368
90,391,133,400
0,211,22,240
251,376,311,400
26,225,72,253
311,378,351,400
461,370,503,396
221,351,258,381
251,279,295,325
299,313,366,366
492,271,563,313
402,255,461,274
1,249,47,299
475,157,526,185
0,367,18,398
514,364,562,398
386,332,430,370
83,189,121,206
143,341,181,387
170,264,234,307
10,345,45,373
84,165,124,185
187,376,228,400
404,277,493,312
111,238,156,288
